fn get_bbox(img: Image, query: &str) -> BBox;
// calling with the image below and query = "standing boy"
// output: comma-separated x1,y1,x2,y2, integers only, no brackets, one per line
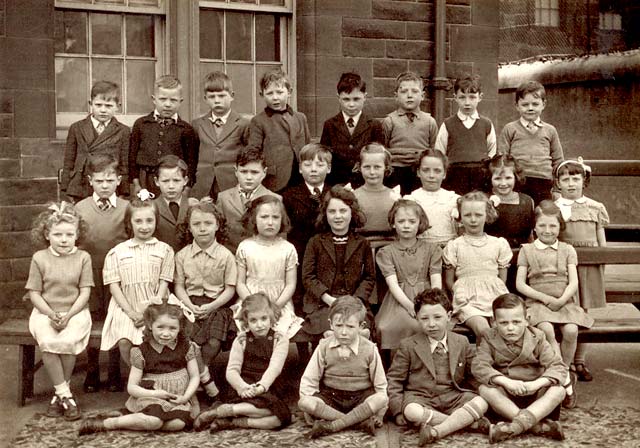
129,75,199,197
246,69,310,193
387,288,489,446
498,81,564,205
472,293,567,443
75,154,129,392
153,155,198,253
61,81,130,201
298,296,388,439
434,74,496,195
383,72,438,195
216,147,281,253
191,71,250,200
321,72,385,187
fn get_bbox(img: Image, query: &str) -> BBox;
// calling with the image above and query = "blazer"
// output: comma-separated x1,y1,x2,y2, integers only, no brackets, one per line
387,331,478,417
191,110,250,199
282,183,331,259
216,184,281,253
61,116,130,198
302,232,375,315
247,107,310,193
320,112,385,186
154,195,198,253
471,326,567,386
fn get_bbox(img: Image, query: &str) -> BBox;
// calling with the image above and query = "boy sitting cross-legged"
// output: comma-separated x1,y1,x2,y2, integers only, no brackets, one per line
472,293,567,443
387,288,490,446
298,296,388,438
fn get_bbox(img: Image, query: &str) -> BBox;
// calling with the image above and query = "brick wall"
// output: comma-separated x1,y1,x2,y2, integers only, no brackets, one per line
297,0,500,136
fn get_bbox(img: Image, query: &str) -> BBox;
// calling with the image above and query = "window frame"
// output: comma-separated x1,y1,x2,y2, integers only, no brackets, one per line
534,0,560,27
599,11,622,31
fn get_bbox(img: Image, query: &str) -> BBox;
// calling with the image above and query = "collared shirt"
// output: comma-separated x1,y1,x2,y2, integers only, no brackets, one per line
93,192,117,208
520,117,543,130
148,338,178,353
163,196,183,208
434,111,497,157
556,196,587,220
533,239,559,250
328,334,360,357
305,182,324,196
174,240,237,299
48,246,78,257
342,111,362,129
153,110,179,123
428,334,449,353
264,105,294,116
209,110,231,125
457,110,480,128
238,185,258,203
90,116,111,131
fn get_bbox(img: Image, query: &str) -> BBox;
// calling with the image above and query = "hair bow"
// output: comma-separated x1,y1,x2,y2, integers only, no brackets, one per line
167,294,196,323
557,156,591,174
137,189,156,201
48,202,76,220
198,196,214,205
400,195,419,204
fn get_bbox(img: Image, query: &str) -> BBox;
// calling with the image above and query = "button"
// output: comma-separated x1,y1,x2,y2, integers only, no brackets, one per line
157,150,162,155
349,145,354,149
157,141,162,145
159,131,164,136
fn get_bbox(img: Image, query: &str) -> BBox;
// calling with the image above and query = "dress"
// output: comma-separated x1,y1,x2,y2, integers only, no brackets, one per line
556,196,610,309
354,185,400,233
126,337,199,424
518,242,594,328
407,188,459,246
235,237,304,338
443,234,512,323
485,193,535,248
101,238,175,350
375,240,443,349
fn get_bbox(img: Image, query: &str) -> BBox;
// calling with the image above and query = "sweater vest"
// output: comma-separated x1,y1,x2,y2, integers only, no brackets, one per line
444,116,492,164
321,337,375,391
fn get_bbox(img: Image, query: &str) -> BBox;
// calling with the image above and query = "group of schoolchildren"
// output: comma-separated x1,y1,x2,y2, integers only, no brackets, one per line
23,66,610,445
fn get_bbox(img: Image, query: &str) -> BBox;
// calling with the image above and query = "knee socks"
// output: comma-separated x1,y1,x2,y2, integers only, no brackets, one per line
328,402,373,432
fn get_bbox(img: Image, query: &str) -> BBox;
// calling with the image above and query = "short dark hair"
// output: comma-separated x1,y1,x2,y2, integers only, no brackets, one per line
554,159,591,188
414,288,451,314
453,74,482,94
142,302,186,341
156,155,188,178
316,186,367,232
238,292,281,329
329,295,366,323
241,195,291,237
492,293,526,316
203,71,233,93
236,147,265,168
87,153,119,176
337,72,366,94
259,68,291,92
90,81,120,103
416,149,449,173
388,199,430,235
124,198,159,238
515,80,546,103
178,200,227,246
534,200,566,231
484,154,525,192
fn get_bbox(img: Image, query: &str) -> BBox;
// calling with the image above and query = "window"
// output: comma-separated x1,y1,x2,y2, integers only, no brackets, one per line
599,12,622,31
54,1,165,136
535,0,559,27
199,1,293,116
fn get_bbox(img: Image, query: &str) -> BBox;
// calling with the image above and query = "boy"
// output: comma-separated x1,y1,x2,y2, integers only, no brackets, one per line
75,154,129,392
61,81,130,201
129,75,199,197
383,72,438,195
434,74,496,195
246,69,310,193
472,293,567,443
298,296,388,439
216,147,281,253
498,81,564,205
153,155,198,253
387,288,489,446
321,72,385,187
191,71,250,199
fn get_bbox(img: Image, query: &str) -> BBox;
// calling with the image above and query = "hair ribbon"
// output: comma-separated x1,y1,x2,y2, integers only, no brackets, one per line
167,294,196,323
137,189,156,201
557,156,591,174
48,202,76,220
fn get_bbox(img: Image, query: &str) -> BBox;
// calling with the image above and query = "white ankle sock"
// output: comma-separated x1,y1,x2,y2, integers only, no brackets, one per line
54,382,72,398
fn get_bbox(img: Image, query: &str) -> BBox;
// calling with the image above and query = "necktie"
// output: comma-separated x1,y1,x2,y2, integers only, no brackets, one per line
313,187,321,197
434,341,445,355
406,112,416,123
158,117,174,127
96,122,105,135
169,201,179,220
527,122,537,132
347,117,355,128
98,198,110,211
214,118,224,137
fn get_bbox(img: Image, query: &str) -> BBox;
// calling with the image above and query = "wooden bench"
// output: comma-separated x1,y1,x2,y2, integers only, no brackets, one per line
0,319,104,406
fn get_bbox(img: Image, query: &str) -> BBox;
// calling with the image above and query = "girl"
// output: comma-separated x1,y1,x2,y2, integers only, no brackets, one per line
193,293,291,432
484,154,535,248
100,192,175,367
407,149,460,247
26,202,93,421
443,191,512,339
235,195,303,339
174,200,237,398
79,302,200,435
302,186,376,338
375,199,443,359
353,143,401,234
554,158,609,382
516,201,594,409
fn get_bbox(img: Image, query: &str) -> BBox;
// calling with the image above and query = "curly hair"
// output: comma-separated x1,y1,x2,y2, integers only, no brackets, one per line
31,202,88,248
238,292,281,331
259,68,291,93
414,288,451,314
241,195,291,237
315,186,367,233
484,154,525,193
142,302,186,342
177,200,227,247
388,198,430,235
456,190,499,226
534,200,566,231
124,197,159,238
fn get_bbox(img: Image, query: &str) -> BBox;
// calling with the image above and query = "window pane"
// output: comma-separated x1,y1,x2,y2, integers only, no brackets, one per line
56,58,88,112
55,10,87,54
127,60,156,114
96,0,125,4
127,15,154,57
130,0,161,5
256,14,279,62
93,59,123,95
550,12,559,27
198,62,225,115
200,10,223,60
230,0,257,3
92,13,122,55
255,64,281,112
227,64,253,113
261,0,285,5
226,12,252,61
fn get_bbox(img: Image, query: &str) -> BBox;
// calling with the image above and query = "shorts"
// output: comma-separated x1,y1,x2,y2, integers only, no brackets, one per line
403,388,478,415
315,385,375,414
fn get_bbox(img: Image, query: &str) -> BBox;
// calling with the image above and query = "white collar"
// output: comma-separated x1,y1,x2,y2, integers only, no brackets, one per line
90,115,111,129
48,246,78,257
533,239,558,250
520,117,543,129
555,197,587,220
149,338,178,352
428,334,448,353
457,110,479,122
126,237,158,247
305,182,324,194
93,192,117,208
342,111,362,127
328,335,360,355
153,110,179,122
164,196,182,206
190,240,219,256
210,110,231,124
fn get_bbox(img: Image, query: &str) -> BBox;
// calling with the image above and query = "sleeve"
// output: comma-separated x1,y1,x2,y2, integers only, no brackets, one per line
128,120,141,183
130,347,145,370
369,345,388,396
434,122,448,154
319,120,332,147
496,237,513,269
235,242,247,270
537,336,568,384
299,343,325,396
428,116,438,148
427,243,443,275
386,341,411,416
258,332,289,390
25,255,43,292
284,242,299,271
497,123,512,155
549,126,564,172
354,239,376,303
471,336,503,385
301,237,329,300
226,334,249,390
158,244,175,282
183,125,200,187
240,117,251,146
371,118,386,144
596,202,610,228
118,124,131,194
79,252,95,288
102,247,122,285
566,244,578,266
487,122,497,157
441,239,458,269
302,113,311,145
246,116,265,151
375,245,397,278
185,341,197,361
517,244,530,268
462,341,481,391
174,250,186,285
223,249,238,286
60,124,78,191
382,116,393,146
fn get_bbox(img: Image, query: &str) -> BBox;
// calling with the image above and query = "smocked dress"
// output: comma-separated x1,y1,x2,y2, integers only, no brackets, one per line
518,241,594,328
485,193,535,248
556,196,610,309
443,234,512,323
408,188,460,246
375,240,443,349
126,337,200,424
101,238,175,350
235,237,304,338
